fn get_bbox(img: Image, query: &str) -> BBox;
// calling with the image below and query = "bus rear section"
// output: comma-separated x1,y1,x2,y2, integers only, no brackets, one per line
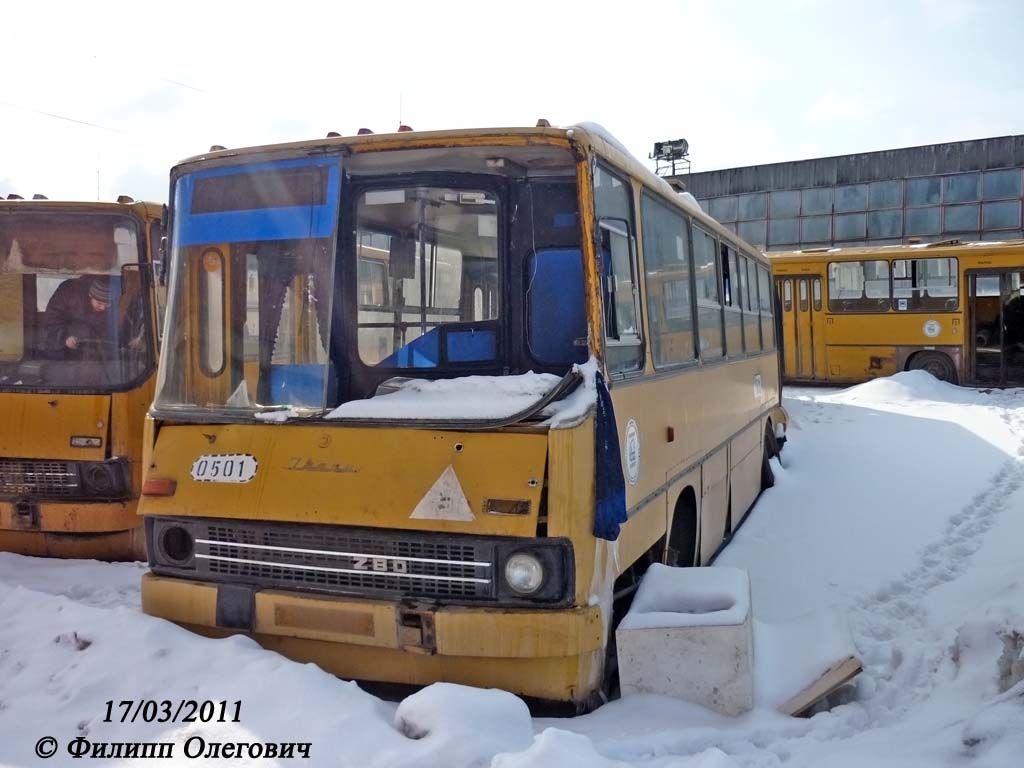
0,199,164,559
768,241,1024,386
140,125,784,706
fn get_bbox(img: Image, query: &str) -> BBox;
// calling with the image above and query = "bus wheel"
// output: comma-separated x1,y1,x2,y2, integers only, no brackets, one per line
666,489,698,567
761,424,777,490
907,351,958,383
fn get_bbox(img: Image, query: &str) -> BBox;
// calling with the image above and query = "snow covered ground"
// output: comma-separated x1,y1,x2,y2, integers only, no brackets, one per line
1,371,1023,767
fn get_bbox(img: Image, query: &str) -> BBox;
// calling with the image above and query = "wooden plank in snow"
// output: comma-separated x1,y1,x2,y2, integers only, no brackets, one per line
779,655,863,717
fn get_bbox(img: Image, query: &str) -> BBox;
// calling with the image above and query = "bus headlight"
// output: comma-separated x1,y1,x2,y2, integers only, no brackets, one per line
504,552,544,595
79,459,130,500
159,524,194,565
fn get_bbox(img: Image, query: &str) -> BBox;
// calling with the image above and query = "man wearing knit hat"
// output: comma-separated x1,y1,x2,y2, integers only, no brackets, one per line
43,275,122,357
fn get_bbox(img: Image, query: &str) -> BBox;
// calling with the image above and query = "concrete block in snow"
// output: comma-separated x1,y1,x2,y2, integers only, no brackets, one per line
616,564,753,715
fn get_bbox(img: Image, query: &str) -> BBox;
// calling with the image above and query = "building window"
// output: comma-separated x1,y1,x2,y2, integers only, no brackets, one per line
834,213,866,241
801,215,831,243
770,190,800,218
907,177,941,207
982,201,1021,230
770,217,800,245
737,193,767,221
835,184,868,213
983,169,1022,201
801,188,832,216
868,209,903,239
943,173,980,204
738,219,767,247
709,196,738,222
869,180,903,210
906,206,940,236
944,204,979,233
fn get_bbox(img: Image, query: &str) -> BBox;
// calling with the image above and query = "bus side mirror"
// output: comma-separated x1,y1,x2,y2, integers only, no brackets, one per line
158,237,168,286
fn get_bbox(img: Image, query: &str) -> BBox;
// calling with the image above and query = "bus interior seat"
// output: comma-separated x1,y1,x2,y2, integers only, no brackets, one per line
378,322,498,369
527,247,587,366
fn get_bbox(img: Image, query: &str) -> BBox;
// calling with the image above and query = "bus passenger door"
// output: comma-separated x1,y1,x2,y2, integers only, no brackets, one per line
810,276,827,379
778,278,798,378
777,276,821,380
971,270,1024,387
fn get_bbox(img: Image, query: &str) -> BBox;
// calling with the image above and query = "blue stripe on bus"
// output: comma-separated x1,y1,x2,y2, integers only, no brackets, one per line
175,157,342,246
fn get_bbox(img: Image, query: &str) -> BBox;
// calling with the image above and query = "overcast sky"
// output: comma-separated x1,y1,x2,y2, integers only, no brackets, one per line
3,0,1022,203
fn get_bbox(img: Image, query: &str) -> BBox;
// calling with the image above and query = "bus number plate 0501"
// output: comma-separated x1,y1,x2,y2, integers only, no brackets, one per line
190,454,258,483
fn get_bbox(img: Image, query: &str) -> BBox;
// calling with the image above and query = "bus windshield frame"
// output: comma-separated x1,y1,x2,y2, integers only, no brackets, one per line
0,210,156,394
153,155,557,424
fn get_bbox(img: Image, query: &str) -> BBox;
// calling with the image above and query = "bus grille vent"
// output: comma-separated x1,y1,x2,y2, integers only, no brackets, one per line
194,521,495,601
0,460,81,498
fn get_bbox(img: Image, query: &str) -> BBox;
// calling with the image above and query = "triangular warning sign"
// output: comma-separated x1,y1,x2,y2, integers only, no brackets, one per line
410,465,475,521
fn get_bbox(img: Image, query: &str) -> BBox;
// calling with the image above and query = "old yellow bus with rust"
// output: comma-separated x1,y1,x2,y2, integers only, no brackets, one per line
139,123,785,707
771,239,1024,387
0,197,165,559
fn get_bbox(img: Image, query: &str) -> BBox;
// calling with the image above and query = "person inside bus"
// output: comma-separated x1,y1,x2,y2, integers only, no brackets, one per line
42,276,142,360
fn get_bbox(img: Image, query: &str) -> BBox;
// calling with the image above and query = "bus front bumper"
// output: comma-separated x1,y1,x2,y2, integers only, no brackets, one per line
0,500,144,560
141,573,606,703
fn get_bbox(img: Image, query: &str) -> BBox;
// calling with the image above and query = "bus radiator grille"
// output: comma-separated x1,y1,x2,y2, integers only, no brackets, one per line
0,459,81,499
193,520,496,602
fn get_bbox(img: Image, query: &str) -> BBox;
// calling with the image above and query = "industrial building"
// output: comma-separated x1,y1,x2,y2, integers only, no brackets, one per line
672,135,1024,251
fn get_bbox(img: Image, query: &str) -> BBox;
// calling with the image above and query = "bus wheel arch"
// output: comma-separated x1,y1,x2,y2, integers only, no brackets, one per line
905,350,958,383
666,486,699,567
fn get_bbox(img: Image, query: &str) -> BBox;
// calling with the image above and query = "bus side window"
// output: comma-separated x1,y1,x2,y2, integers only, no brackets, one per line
758,265,775,350
692,225,724,360
640,190,696,368
594,162,642,373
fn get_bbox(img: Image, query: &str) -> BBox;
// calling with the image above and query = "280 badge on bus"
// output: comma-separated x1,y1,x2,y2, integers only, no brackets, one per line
190,454,258,483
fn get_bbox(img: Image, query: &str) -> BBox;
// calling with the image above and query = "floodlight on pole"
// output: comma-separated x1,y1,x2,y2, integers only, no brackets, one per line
651,138,691,178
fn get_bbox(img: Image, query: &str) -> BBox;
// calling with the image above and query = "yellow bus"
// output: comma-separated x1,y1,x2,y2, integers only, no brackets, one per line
139,123,785,707
771,239,1024,387
0,196,165,559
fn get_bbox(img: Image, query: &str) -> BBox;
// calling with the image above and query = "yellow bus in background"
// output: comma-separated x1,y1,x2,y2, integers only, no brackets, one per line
770,240,1024,387
139,123,785,707
0,197,165,559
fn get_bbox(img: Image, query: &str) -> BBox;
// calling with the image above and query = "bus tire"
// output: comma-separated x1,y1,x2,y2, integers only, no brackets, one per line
761,424,776,490
906,350,958,383
666,489,698,567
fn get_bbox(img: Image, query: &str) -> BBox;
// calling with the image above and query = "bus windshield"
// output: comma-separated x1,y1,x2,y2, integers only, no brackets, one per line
154,149,586,421
155,158,342,416
0,212,153,391
355,186,499,368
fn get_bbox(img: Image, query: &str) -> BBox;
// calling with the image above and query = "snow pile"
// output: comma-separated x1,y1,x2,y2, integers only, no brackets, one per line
326,358,600,427
619,564,749,629
1,371,1023,767
753,609,857,707
326,371,561,421
387,684,533,766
